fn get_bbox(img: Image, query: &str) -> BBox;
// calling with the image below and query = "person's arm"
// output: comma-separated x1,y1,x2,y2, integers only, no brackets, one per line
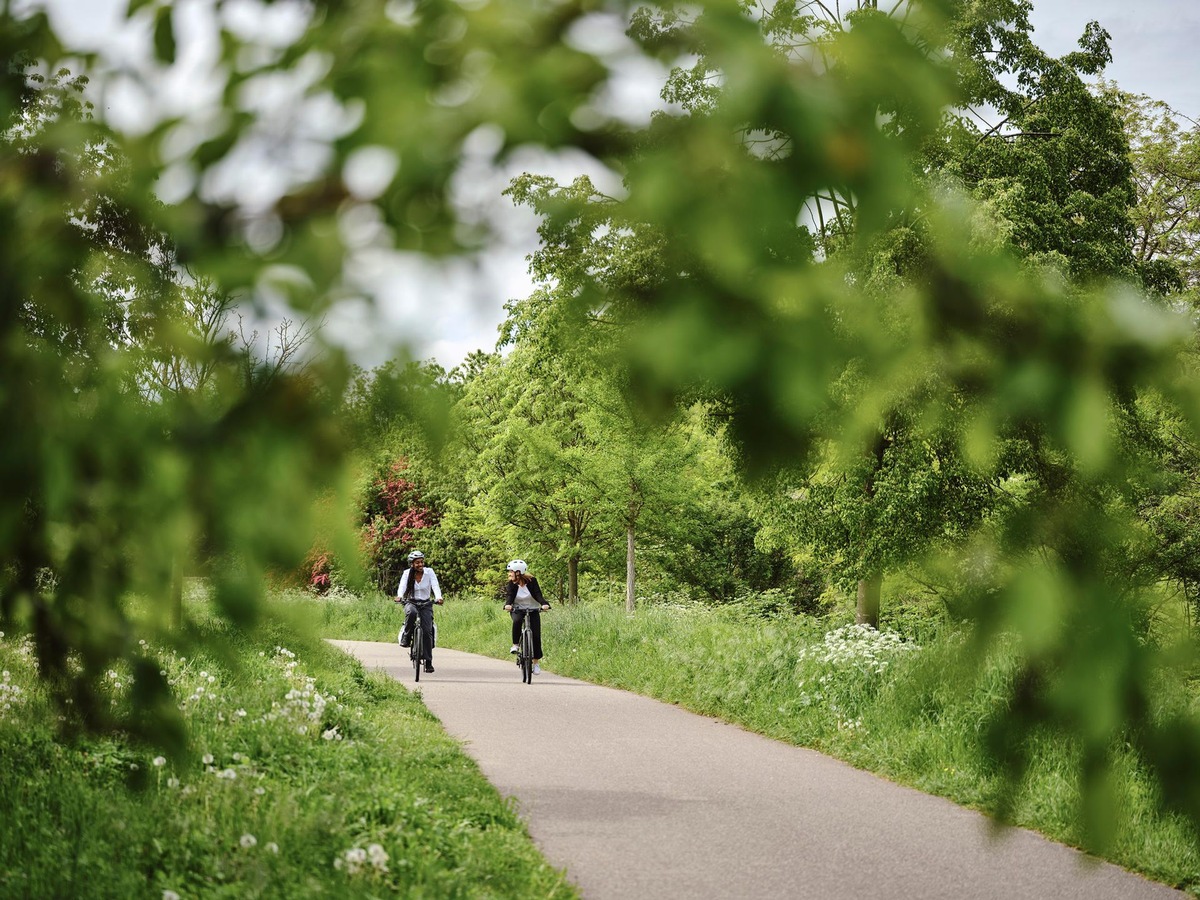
395,570,408,602
429,569,443,603
530,577,550,608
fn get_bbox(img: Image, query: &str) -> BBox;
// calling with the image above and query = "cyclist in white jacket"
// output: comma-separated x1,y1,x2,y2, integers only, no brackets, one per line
396,551,443,673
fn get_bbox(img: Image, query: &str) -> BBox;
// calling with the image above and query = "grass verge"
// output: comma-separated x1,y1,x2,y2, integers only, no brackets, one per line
319,590,1200,897
0,599,576,899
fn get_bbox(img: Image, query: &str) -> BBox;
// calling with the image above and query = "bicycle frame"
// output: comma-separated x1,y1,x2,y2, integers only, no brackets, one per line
401,600,439,682
515,609,538,684
410,618,424,682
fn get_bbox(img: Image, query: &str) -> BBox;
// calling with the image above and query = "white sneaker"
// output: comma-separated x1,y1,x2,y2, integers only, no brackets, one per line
532,664,541,675
509,644,519,654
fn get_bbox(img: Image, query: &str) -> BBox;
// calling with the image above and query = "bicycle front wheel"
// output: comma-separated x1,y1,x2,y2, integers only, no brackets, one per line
412,628,423,682
520,629,534,684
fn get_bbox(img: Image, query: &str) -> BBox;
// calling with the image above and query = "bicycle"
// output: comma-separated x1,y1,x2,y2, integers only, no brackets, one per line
398,599,441,682
512,606,547,684
410,616,424,682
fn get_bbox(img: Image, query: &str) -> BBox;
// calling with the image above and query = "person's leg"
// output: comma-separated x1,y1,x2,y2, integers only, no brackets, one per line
401,604,417,646
529,610,543,660
510,609,523,645
419,605,434,665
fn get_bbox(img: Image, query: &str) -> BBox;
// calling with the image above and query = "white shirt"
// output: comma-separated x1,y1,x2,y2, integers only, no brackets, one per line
397,567,442,603
513,584,540,610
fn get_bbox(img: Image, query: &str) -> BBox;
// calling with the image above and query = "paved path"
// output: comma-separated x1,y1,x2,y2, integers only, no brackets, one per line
329,640,1185,900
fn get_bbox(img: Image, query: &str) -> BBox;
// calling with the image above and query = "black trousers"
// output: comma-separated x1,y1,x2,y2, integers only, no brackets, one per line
402,603,435,664
510,608,543,658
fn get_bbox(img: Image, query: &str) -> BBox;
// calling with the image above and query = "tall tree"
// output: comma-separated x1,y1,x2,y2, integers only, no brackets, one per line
1101,84,1200,299
454,342,610,602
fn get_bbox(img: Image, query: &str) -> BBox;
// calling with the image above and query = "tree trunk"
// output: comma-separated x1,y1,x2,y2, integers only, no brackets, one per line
856,573,882,629
626,523,636,614
565,511,586,604
855,430,890,630
170,554,184,630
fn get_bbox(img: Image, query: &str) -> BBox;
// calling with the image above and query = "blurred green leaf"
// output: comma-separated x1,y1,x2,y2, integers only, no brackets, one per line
152,5,175,65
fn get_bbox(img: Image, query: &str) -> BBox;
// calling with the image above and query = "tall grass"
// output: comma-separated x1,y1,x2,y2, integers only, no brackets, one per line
0,596,575,899
321,590,1200,896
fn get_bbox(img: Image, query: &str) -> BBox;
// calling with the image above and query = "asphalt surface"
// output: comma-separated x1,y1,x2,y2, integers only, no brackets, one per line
329,640,1186,900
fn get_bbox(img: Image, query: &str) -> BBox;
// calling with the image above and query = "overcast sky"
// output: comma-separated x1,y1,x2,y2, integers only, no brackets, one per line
23,0,1200,370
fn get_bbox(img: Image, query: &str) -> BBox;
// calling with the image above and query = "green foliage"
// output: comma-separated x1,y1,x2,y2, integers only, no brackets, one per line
1101,83,1200,299
941,7,1135,282
356,458,437,593
9,0,1200,859
451,348,604,596
489,0,1200,848
0,604,574,899
1,48,355,737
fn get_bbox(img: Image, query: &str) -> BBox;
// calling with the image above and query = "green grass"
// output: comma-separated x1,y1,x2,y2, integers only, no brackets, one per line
320,590,1200,896
0,598,576,899
7,586,1197,897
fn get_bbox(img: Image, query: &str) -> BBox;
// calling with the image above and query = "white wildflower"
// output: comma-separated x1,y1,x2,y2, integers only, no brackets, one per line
342,847,368,875
367,843,389,873
240,834,257,848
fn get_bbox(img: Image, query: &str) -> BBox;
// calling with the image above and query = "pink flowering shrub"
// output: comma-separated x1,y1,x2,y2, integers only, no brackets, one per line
306,550,334,593
360,459,438,592
307,554,331,595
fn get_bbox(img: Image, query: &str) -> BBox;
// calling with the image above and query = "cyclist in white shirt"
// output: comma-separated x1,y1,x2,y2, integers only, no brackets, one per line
395,551,443,673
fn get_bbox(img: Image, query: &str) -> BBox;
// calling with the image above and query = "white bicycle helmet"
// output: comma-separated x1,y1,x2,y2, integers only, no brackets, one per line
407,550,425,562
506,559,528,574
